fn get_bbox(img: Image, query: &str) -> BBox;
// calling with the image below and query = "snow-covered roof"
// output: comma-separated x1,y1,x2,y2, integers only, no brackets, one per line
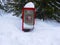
24,2,35,8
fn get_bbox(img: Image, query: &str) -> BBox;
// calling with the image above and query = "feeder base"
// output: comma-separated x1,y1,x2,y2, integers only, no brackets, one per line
23,29,31,32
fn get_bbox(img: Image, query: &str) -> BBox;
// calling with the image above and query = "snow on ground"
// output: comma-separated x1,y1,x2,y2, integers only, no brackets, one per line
0,13,60,45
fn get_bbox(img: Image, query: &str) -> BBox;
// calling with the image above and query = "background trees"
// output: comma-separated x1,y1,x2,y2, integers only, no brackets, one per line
0,0,60,22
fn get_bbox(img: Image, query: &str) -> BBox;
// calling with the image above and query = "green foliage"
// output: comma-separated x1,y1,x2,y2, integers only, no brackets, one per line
0,0,60,22
0,4,4,10
35,0,60,22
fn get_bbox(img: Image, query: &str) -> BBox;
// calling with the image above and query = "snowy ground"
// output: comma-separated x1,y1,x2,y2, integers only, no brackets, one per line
0,12,60,45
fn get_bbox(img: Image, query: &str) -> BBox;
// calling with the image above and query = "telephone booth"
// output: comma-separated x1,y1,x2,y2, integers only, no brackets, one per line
22,8,36,32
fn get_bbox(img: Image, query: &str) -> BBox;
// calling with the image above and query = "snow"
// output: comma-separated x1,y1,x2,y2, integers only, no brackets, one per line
56,2,60,4
24,23,33,29
0,0,7,6
0,9,6,16
24,2,35,8
49,1,60,9
0,11,60,45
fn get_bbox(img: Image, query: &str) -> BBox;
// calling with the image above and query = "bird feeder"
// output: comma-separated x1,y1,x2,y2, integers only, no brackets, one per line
22,2,36,32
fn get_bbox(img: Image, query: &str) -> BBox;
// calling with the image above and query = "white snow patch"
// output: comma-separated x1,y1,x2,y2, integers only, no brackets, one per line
24,23,34,29
24,2,35,8
0,12,60,45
